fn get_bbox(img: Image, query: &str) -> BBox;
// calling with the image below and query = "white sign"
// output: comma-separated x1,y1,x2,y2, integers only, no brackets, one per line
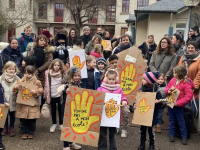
100,93,121,128
69,49,87,78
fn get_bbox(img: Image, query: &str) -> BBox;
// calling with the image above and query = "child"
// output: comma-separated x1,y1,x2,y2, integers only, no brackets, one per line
0,61,20,137
0,83,9,149
97,57,107,77
108,54,118,69
44,59,65,133
60,67,81,150
97,69,128,150
13,66,43,139
153,74,167,133
81,55,101,90
165,66,194,145
90,44,103,59
136,72,162,150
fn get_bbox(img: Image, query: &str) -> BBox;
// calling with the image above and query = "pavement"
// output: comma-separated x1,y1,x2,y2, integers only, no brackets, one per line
2,116,200,150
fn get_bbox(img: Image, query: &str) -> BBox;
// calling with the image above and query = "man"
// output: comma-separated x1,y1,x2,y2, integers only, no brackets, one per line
96,27,102,37
79,26,92,48
18,26,34,53
189,26,200,50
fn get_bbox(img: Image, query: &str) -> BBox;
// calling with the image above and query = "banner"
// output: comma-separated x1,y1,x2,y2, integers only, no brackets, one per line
0,104,9,128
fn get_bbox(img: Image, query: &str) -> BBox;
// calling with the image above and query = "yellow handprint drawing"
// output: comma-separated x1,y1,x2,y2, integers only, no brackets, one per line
22,87,33,101
102,40,109,49
0,107,4,120
72,55,85,70
139,98,151,115
168,92,175,103
120,62,139,95
105,98,119,118
70,90,100,134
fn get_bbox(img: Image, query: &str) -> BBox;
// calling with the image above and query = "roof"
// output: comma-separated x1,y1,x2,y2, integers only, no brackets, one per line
125,14,136,22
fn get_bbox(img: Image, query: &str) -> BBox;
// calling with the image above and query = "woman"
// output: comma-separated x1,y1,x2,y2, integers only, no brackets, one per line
186,31,192,44
0,37,23,75
138,35,157,65
149,37,177,80
72,39,84,50
85,34,102,55
54,29,68,46
171,33,185,64
68,28,78,47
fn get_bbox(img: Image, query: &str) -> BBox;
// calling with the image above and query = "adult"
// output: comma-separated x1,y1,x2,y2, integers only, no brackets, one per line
188,26,200,50
112,38,121,54
171,33,185,64
18,26,34,53
186,31,192,44
96,27,103,37
0,37,23,75
72,39,84,50
125,31,134,45
54,29,68,46
41,30,52,45
149,37,177,79
85,35,102,55
138,35,157,65
68,28,78,47
79,26,92,48
53,33,69,64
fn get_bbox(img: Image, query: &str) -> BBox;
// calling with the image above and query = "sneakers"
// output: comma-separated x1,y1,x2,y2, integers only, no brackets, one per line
70,143,81,149
59,125,63,130
50,124,57,132
182,139,187,145
9,127,16,137
1,127,8,136
21,134,27,140
63,148,71,150
169,136,175,142
28,134,34,139
121,129,127,138
0,143,5,150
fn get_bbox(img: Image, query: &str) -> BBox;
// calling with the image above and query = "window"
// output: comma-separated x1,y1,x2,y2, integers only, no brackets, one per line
54,27,63,35
106,5,116,22
122,0,130,12
138,0,149,7
9,0,15,9
38,27,47,35
38,3,47,19
121,28,128,35
54,3,64,22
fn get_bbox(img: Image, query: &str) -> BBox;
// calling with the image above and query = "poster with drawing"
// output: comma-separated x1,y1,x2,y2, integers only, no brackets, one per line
16,82,38,106
69,49,87,78
100,93,121,128
60,86,105,147
132,92,156,127
167,86,180,109
0,104,9,128
116,46,146,105
101,40,112,51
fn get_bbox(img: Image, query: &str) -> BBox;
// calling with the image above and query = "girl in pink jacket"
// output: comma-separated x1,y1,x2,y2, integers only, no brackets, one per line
97,68,128,150
165,66,194,145
90,44,103,59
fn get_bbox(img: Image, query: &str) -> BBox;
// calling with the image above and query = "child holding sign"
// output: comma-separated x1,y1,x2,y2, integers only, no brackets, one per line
97,69,128,150
165,66,194,145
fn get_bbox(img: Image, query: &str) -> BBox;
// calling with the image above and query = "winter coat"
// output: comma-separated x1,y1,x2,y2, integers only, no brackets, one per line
53,47,69,64
149,50,177,78
90,51,102,59
177,54,200,90
0,83,7,104
0,74,20,112
79,34,92,48
18,33,34,53
81,68,101,90
14,76,43,119
174,44,185,64
114,43,132,54
0,45,23,75
165,78,194,107
85,41,94,55
157,82,167,99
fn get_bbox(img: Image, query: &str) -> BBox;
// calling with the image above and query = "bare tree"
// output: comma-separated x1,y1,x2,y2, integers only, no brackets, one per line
0,0,33,37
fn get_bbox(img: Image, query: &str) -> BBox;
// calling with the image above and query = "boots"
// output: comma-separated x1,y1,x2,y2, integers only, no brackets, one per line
153,125,157,132
149,140,155,150
9,127,16,137
1,127,8,136
156,124,161,133
138,140,145,150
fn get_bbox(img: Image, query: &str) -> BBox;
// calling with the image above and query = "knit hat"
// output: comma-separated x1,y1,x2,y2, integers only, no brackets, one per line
97,57,107,66
41,30,52,38
143,72,161,85
57,34,66,40
83,26,90,31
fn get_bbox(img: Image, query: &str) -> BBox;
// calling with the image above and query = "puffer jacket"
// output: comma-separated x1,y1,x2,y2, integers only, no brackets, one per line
90,51,102,59
18,32,34,53
165,78,194,107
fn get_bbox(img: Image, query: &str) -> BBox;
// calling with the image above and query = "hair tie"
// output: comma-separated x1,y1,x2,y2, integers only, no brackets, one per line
72,67,77,73
103,68,119,83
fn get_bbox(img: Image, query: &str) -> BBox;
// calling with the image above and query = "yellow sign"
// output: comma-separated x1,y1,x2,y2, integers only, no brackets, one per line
72,55,85,70
139,98,151,115
105,98,119,118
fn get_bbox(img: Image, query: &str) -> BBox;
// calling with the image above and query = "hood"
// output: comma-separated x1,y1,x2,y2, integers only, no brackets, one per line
44,46,55,53
21,32,33,39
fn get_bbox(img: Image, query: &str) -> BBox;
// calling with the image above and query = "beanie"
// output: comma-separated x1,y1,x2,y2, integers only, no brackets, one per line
57,34,67,41
143,72,161,85
97,57,107,66
83,26,90,31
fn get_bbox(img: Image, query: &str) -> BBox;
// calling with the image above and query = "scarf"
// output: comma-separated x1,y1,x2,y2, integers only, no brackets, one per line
101,82,120,91
182,52,198,74
49,70,62,78
174,43,182,53
33,46,45,68
5,72,16,83
118,42,132,53
146,40,155,49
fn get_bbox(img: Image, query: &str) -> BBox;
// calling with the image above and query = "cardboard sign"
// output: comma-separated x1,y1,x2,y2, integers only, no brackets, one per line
116,46,146,105
60,86,105,147
167,86,180,109
69,49,87,79
0,104,9,128
132,92,156,127
100,93,121,128
101,40,112,51
16,83,38,106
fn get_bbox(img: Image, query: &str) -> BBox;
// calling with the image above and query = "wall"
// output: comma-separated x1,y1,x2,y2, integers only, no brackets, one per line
135,18,148,46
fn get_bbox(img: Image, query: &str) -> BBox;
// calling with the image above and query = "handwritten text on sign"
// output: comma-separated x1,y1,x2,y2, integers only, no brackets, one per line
105,98,119,118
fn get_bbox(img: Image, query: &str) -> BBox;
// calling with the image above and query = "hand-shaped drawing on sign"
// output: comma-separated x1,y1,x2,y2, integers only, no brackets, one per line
105,98,119,118
139,98,151,115
22,87,33,101
72,55,85,70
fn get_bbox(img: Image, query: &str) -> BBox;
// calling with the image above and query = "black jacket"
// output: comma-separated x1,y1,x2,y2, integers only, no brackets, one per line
79,34,92,48
188,33,200,50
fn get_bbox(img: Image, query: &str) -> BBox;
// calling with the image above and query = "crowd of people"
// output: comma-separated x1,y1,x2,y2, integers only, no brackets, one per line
0,24,199,150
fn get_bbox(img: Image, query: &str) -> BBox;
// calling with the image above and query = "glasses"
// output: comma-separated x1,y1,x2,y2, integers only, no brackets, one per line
161,42,168,44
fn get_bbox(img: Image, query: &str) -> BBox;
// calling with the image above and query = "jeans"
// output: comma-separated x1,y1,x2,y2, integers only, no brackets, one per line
5,111,15,128
20,119,36,135
63,141,72,148
153,105,164,126
51,97,62,125
98,127,117,150
168,106,187,139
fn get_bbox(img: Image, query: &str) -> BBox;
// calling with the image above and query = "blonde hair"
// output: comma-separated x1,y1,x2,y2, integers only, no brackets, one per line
94,44,103,54
3,61,19,73
24,26,32,32
92,35,102,44
65,67,81,82
86,55,96,64
48,59,66,75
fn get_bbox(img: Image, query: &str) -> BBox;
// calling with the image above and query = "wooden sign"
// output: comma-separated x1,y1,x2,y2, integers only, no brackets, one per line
0,104,9,128
101,40,112,51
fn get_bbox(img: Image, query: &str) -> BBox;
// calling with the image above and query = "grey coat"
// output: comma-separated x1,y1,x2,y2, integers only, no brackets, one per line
85,41,94,55
149,51,177,77
175,44,185,64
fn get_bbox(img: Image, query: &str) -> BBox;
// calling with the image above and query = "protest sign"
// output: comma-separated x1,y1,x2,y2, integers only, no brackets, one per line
101,40,112,51
0,104,8,128
167,86,180,109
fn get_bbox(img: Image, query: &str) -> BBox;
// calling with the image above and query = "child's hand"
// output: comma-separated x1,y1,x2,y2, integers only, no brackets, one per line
168,90,172,95
66,88,70,94
122,101,127,106
174,102,177,106
173,89,178,93
4,102,9,107
30,90,36,94
134,104,136,109
155,99,160,103
15,84,22,90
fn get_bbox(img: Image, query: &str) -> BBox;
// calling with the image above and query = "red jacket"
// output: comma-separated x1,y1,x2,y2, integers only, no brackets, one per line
165,78,194,107
90,51,102,59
